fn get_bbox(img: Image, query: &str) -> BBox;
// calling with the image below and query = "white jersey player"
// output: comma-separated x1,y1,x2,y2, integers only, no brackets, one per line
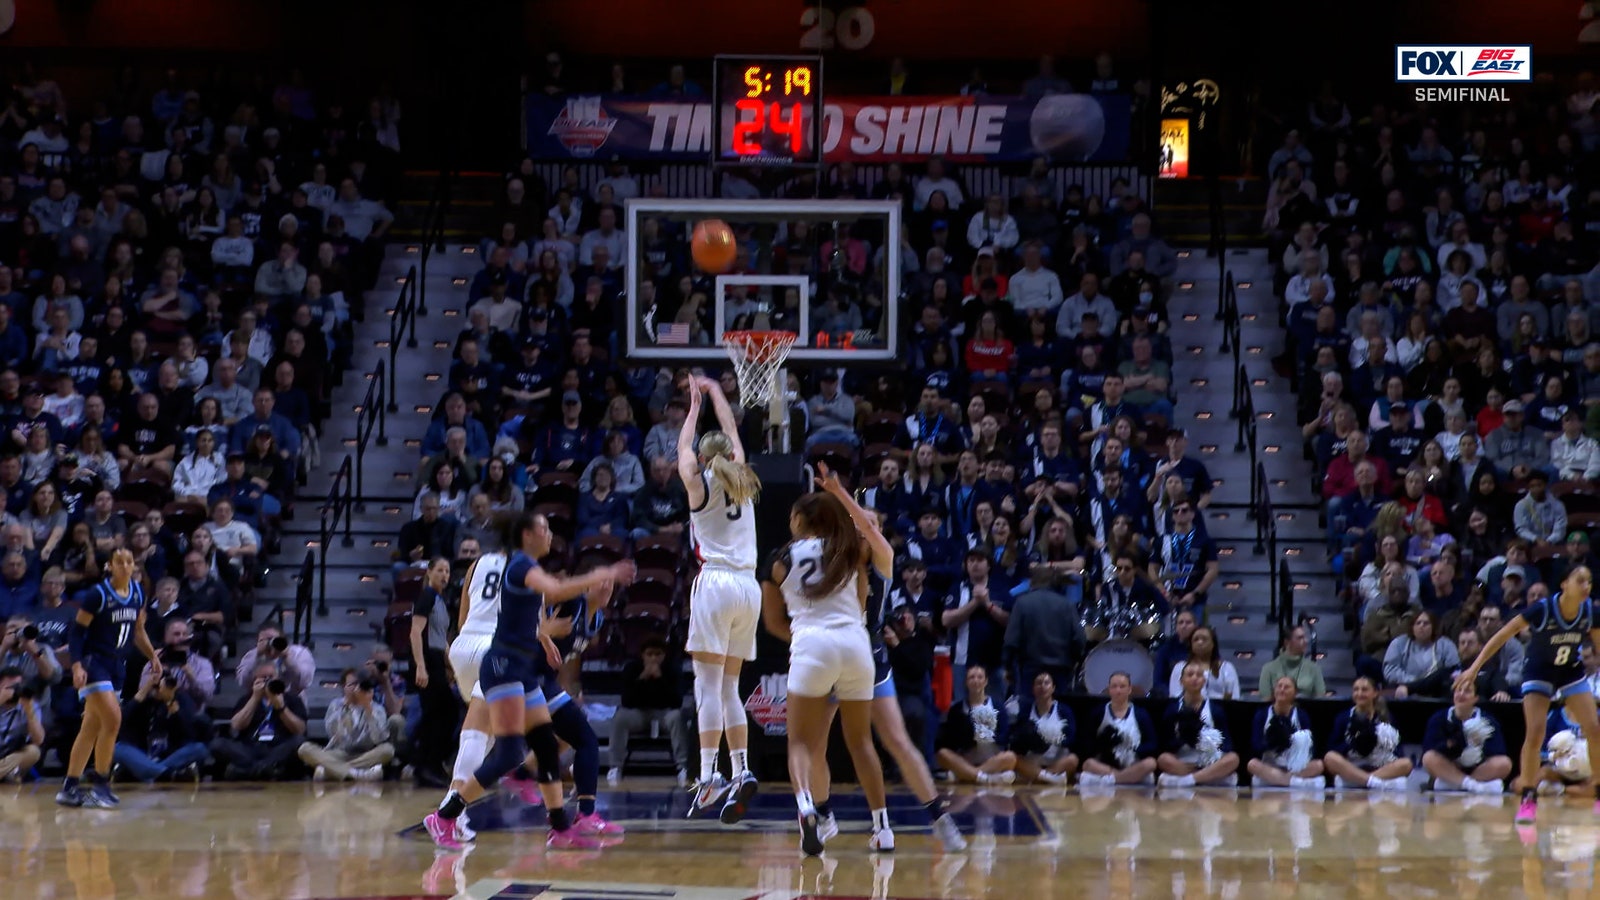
438,547,508,840
679,375,764,822
760,485,893,856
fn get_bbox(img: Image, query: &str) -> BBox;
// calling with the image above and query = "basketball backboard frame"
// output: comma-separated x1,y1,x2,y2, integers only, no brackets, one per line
623,197,901,366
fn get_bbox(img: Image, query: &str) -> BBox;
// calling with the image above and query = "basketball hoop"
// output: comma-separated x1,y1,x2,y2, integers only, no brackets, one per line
723,330,798,410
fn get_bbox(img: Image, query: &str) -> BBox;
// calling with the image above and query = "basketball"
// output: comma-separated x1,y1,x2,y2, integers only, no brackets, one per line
691,219,738,273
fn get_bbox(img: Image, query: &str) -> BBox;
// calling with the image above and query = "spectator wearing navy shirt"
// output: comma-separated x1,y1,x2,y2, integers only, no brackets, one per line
1146,430,1212,510
535,391,595,474
973,452,1018,519
896,386,964,466
1371,401,1423,476
904,509,962,598
860,458,912,533
1149,500,1218,617
1077,372,1139,452
1021,422,1081,506
448,338,497,424
1421,679,1511,793
1086,466,1148,547
500,338,557,410
942,550,1013,701
0,306,25,372
117,393,178,479
228,389,300,460
943,451,983,538
420,393,490,463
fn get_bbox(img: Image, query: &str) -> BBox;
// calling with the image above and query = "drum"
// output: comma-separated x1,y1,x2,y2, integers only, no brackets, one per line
1126,605,1163,642
1082,639,1156,695
1081,600,1109,644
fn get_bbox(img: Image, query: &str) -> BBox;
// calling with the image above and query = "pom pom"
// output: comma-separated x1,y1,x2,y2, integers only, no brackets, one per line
1037,716,1065,749
1283,729,1314,776
1197,727,1224,767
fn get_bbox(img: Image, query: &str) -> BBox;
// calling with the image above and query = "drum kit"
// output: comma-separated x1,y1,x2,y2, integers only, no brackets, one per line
1080,568,1175,695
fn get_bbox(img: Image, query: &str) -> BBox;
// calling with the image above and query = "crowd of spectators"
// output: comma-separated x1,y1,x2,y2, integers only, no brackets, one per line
0,64,399,781
1275,81,1600,700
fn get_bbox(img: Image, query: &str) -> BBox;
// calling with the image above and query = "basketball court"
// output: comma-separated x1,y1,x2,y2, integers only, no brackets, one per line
7,780,1598,898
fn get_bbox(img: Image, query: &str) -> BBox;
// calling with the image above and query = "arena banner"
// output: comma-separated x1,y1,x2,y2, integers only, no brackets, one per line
528,93,1131,163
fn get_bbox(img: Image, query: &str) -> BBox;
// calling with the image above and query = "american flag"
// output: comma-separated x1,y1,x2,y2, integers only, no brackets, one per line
657,322,690,345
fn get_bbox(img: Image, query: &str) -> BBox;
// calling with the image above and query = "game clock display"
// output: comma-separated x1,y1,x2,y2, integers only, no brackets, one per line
713,55,823,167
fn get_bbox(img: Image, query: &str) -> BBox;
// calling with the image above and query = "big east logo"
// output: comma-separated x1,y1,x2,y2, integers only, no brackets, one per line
1396,45,1532,82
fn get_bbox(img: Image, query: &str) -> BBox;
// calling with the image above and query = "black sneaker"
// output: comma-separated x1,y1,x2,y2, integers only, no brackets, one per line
720,771,758,825
799,808,824,857
54,785,84,807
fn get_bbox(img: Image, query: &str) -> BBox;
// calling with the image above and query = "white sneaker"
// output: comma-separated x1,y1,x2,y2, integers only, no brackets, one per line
817,812,839,844
869,827,895,853
1371,776,1406,792
931,812,967,852
456,811,477,842
1538,781,1567,797
979,771,1015,785
1158,774,1196,788
1289,776,1325,791
312,766,327,783
1468,778,1502,795
606,767,622,786
1077,773,1114,787
1038,771,1068,785
358,765,384,782
1333,775,1356,790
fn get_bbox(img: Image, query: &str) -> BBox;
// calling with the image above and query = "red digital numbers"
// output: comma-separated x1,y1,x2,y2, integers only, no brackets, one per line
731,100,807,157
813,331,856,350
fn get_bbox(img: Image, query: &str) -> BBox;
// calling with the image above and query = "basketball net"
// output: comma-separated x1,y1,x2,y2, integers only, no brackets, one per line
723,330,798,453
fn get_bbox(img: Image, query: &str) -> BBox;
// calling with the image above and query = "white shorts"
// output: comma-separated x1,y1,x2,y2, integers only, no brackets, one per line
449,633,494,701
686,567,760,661
788,626,875,702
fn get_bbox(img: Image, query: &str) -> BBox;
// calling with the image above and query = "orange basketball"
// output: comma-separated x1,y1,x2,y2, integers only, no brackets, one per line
691,219,738,274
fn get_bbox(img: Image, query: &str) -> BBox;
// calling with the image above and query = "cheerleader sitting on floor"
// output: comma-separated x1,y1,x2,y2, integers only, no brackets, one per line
1323,676,1413,790
1421,678,1511,793
1157,662,1241,787
1009,672,1080,785
1538,706,1593,796
1246,676,1325,789
1076,671,1158,787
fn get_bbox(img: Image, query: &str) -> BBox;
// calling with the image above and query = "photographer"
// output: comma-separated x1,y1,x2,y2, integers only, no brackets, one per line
139,619,215,706
233,624,314,697
364,643,407,745
113,665,211,782
296,669,395,781
2,615,62,708
210,661,307,780
177,551,230,662
0,667,44,782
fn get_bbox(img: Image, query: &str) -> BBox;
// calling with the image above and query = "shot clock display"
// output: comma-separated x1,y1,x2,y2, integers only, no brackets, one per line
712,55,823,167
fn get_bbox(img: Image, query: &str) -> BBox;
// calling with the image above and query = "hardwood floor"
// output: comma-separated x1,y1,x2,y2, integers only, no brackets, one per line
5,779,1598,898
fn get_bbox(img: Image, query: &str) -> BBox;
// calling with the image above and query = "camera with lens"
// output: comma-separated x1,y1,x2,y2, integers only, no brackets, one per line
270,636,289,653
267,678,286,696
374,659,389,674
160,671,179,690
15,683,37,701
160,647,188,668
21,625,38,641
357,677,380,693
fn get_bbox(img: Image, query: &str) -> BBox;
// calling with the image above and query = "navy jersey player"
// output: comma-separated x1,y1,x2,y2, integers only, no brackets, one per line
423,512,632,850
1457,565,1600,825
58,548,159,808
799,465,966,852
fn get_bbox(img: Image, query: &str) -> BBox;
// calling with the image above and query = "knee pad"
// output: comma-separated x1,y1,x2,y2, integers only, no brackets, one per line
473,735,527,788
721,675,746,728
526,723,563,783
692,660,725,734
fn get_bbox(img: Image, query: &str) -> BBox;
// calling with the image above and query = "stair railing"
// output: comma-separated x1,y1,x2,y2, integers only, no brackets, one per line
290,550,317,649
416,156,454,317
352,358,387,507
387,265,420,413
317,455,356,616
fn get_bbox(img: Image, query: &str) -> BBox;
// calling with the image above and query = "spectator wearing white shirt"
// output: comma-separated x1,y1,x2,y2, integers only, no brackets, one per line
1007,242,1064,315
1284,250,1336,312
593,161,639,203
173,431,227,504
1434,221,1486,272
965,194,1020,253
205,498,260,573
211,215,255,268
548,189,583,238
914,158,965,211
578,207,625,266
325,179,394,243
1550,409,1600,481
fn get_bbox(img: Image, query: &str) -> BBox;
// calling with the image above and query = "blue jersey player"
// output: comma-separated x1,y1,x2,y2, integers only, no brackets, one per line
1457,565,1600,825
59,548,159,808
423,511,633,851
802,465,967,852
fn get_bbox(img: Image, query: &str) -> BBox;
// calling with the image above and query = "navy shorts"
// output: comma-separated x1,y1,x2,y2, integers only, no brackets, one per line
1522,665,1590,700
478,646,549,709
78,654,124,700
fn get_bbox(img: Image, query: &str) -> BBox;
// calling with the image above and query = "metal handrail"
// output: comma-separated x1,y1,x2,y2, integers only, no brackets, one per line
417,163,453,317
387,266,420,413
352,358,388,507
290,550,317,649
1277,559,1294,646
317,455,355,616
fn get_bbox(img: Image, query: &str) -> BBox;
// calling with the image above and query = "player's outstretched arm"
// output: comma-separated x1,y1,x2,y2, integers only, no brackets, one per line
1454,617,1528,692
814,461,893,577
698,375,745,464
678,381,706,509
526,561,636,604
761,561,792,644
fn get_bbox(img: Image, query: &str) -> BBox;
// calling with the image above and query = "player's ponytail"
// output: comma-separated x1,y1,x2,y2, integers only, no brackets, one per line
789,492,863,600
700,431,761,507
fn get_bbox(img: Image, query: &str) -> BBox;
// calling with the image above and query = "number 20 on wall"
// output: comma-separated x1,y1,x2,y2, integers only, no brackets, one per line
799,5,875,50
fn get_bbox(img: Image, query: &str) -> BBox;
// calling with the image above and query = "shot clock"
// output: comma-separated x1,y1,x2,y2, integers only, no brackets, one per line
712,55,823,167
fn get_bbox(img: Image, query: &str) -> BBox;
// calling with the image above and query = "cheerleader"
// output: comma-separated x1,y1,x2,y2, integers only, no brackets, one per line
1323,676,1413,790
1009,672,1080,785
934,666,1019,785
1157,661,1241,787
1420,678,1511,793
1538,705,1592,795
1246,676,1325,789
1076,671,1158,786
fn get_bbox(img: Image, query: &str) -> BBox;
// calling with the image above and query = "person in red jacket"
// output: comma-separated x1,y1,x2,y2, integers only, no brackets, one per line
964,310,1016,385
1396,468,1448,530
1323,430,1393,501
